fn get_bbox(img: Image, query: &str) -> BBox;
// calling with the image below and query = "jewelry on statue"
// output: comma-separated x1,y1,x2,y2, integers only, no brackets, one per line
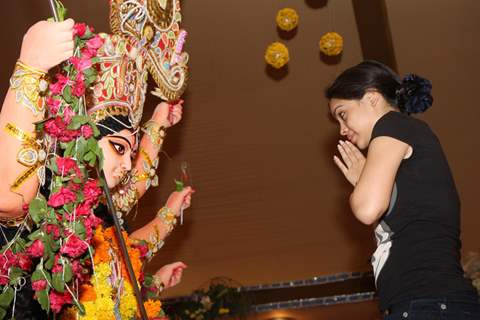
157,206,177,234
136,147,159,190
152,274,165,294
143,224,165,260
112,169,140,216
4,123,47,191
9,60,48,116
141,120,166,146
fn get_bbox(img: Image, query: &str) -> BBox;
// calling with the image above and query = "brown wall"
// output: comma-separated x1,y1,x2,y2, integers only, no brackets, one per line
1,1,478,308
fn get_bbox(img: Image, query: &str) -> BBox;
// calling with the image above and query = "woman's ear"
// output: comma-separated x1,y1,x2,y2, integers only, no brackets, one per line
363,91,380,109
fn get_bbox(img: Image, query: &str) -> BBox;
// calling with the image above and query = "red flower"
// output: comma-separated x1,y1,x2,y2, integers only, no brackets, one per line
58,129,80,143
80,124,93,139
63,106,75,124
17,253,32,271
49,74,70,95
73,23,87,37
86,35,104,51
70,57,92,72
134,242,149,259
47,187,77,207
45,224,60,239
76,202,92,217
49,290,73,313
46,97,61,115
44,117,67,137
56,157,78,175
26,239,44,258
83,180,102,205
72,73,86,97
32,279,48,291
60,234,88,258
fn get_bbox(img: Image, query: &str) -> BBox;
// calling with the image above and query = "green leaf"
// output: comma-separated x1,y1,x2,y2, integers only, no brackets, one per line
8,267,24,286
0,287,14,308
12,238,27,254
175,179,184,192
37,289,50,313
52,272,65,293
55,0,67,21
28,229,44,241
68,115,89,130
0,307,6,320
63,261,73,283
63,85,73,104
29,197,47,225
73,222,86,240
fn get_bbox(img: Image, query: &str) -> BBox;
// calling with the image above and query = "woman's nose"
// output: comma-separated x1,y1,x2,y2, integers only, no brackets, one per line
340,124,349,136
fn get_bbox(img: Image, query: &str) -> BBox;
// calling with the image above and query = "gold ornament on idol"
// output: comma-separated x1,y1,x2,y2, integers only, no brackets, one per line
141,120,167,146
4,123,46,191
9,61,48,116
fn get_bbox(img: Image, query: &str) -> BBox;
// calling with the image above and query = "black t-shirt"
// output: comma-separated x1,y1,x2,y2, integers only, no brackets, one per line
369,111,475,310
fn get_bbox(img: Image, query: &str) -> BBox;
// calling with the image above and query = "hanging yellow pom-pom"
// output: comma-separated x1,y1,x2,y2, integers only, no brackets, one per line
265,42,290,69
276,8,299,32
319,32,344,56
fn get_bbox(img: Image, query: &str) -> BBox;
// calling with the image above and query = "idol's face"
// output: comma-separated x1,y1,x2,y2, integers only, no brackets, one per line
329,94,378,150
98,129,136,188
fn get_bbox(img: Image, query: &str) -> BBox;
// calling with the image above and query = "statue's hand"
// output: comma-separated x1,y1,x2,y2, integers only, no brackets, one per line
19,19,75,72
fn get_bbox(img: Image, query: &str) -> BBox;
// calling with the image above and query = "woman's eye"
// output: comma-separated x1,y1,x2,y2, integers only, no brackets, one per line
109,141,125,155
339,111,346,120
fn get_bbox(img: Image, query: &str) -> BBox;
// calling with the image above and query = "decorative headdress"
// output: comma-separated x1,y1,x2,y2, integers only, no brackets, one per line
87,0,189,133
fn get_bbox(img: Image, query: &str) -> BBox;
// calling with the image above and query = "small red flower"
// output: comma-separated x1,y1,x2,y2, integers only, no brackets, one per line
32,279,48,291
47,187,77,207
26,240,44,258
49,290,73,313
73,23,87,37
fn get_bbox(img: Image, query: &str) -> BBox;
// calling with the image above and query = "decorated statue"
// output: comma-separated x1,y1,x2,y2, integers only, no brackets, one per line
0,0,192,319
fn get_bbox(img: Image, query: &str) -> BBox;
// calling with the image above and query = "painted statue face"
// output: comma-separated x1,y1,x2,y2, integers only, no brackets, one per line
329,94,378,150
98,129,136,188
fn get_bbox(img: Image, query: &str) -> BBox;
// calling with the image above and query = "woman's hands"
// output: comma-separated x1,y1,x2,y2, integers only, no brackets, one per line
19,19,75,72
333,140,366,187
151,100,184,128
154,261,187,289
165,186,194,217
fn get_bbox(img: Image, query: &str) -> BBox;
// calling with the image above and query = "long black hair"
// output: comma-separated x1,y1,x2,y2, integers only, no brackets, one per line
325,60,433,114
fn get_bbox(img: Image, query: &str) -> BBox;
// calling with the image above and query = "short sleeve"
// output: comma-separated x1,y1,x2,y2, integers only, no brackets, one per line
370,111,415,147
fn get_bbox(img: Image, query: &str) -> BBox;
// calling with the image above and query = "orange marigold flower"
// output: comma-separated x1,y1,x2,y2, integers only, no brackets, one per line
144,299,162,318
79,284,97,302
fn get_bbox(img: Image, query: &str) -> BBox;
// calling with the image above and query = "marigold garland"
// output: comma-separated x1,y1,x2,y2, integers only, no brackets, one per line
319,32,344,56
276,8,299,32
265,42,290,69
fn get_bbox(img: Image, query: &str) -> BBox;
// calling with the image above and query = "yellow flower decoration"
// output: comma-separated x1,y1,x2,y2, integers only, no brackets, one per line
265,42,290,69
319,32,344,56
218,308,230,315
276,8,299,32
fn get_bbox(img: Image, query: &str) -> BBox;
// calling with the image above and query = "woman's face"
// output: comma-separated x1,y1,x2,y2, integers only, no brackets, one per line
98,129,136,188
329,94,378,150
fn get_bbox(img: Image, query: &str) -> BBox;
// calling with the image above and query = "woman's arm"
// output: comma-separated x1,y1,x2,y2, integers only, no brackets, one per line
0,19,74,216
349,137,410,225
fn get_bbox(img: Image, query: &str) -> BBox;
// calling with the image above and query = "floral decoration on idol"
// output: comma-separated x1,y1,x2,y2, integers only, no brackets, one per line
276,8,299,32
0,3,165,318
265,42,290,69
319,31,343,56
